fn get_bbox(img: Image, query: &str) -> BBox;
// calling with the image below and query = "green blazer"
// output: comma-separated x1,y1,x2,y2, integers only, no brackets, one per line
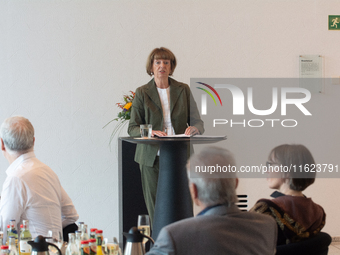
128,78,204,167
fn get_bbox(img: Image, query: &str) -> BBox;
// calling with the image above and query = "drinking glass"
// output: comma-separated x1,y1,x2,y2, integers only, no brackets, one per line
103,238,121,255
140,124,152,138
137,215,150,248
47,230,63,255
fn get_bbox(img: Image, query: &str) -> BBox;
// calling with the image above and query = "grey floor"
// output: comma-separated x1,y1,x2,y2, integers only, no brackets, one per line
329,242,340,255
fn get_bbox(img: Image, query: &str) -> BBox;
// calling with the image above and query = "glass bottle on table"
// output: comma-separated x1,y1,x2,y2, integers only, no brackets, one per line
80,240,89,255
8,237,17,255
66,233,79,255
75,231,82,253
95,230,103,255
89,229,97,240
19,226,23,238
19,220,31,255
18,225,23,253
0,245,9,255
81,225,89,241
78,223,84,233
6,226,9,244
88,239,96,255
77,222,84,246
8,221,18,249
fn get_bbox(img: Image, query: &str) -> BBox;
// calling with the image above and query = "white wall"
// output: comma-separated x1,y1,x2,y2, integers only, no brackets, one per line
0,0,339,240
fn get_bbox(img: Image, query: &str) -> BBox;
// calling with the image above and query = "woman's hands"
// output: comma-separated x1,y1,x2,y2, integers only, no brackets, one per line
152,130,167,137
152,126,199,137
184,126,199,136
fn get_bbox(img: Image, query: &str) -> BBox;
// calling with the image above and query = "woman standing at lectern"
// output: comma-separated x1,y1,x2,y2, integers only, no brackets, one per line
128,47,204,225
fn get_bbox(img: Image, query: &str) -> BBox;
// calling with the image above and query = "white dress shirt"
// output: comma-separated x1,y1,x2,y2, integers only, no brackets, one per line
0,151,79,242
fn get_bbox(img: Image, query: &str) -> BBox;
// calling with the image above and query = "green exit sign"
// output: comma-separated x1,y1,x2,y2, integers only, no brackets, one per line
329,15,340,30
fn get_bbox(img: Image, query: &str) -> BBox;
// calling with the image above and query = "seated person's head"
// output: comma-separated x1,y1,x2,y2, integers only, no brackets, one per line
0,116,35,155
187,146,238,207
267,144,315,192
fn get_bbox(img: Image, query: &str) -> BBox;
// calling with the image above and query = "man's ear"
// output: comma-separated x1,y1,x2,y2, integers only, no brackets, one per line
33,137,35,146
1,138,6,152
189,182,199,204
235,178,239,189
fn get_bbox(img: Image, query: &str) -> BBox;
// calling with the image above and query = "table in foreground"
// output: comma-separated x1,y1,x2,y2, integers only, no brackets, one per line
120,136,226,241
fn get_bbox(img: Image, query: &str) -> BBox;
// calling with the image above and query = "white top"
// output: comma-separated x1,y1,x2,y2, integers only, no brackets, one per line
157,87,175,135
0,152,79,242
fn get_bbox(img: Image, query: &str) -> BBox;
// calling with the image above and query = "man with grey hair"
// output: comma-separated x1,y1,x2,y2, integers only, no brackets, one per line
0,116,79,243
147,146,277,255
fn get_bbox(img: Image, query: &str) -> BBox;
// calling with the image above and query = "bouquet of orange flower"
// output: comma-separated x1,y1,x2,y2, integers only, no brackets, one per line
104,91,135,144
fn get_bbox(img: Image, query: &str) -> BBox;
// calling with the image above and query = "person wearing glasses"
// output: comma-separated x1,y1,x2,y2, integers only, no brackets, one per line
250,144,326,245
